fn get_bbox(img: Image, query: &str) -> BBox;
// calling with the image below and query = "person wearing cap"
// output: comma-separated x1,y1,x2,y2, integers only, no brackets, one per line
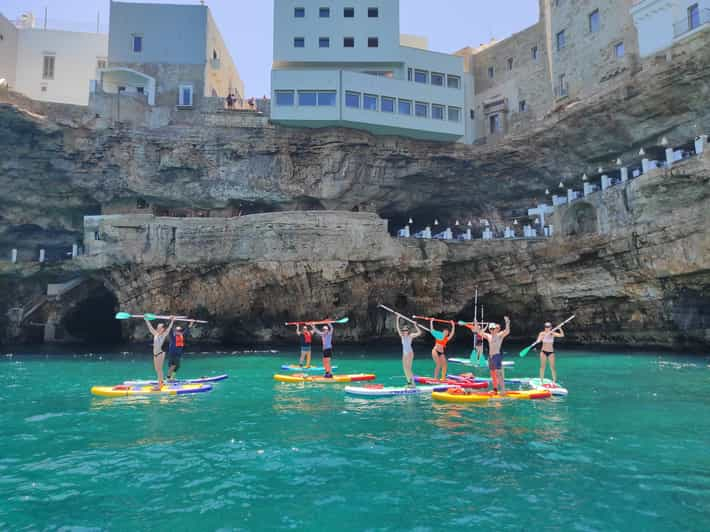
477,317,510,394
313,323,335,378
296,323,313,367
396,319,423,387
535,321,565,383
166,320,195,381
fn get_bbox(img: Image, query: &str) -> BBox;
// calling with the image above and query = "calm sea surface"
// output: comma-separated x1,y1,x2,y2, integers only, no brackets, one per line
1,345,709,531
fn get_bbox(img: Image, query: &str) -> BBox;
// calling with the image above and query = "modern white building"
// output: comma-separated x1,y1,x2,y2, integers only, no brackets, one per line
270,0,473,142
0,12,107,105
632,0,710,56
96,1,244,108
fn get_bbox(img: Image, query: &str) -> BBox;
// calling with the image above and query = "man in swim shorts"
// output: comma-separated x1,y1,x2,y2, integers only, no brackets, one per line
166,320,194,381
296,323,313,367
397,320,422,387
535,321,565,383
313,324,334,378
478,316,510,394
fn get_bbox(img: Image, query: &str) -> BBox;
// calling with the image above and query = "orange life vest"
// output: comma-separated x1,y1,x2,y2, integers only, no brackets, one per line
175,332,185,348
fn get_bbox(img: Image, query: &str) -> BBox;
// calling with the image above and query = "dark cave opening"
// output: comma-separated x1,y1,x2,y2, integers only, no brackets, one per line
62,286,123,344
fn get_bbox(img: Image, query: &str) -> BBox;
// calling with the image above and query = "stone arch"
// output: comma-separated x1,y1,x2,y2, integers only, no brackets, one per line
58,278,123,344
561,202,598,237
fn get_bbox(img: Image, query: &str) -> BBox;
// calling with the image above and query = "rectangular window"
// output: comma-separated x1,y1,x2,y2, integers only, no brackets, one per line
489,114,501,133
414,70,427,83
344,37,355,48
276,91,295,106
363,93,378,111
689,4,700,30
532,46,538,60
432,104,444,120
487,66,494,79
318,91,337,106
42,55,55,80
299,91,317,106
319,37,330,48
415,102,428,118
137,86,144,94
398,99,412,115
178,84,193,107
96,59,107,70
319,7,330,18
556,30,566,51
381,96,395,113
507,58,514,71
448,106,461,122
345,91,360,108
368,37,379,48
519,100,527,112
407,68,413,81
558,73,568,97
344,7,355,17
132,35,142,53
431,72,444,86
368,7,379,17
470,109,475,119
294,7,305,17
614,41,625,58
447,75,460,89
294,37,305,48
589,10,600,33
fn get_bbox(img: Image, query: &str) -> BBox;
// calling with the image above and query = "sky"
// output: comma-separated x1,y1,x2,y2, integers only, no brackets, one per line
1,0,539,97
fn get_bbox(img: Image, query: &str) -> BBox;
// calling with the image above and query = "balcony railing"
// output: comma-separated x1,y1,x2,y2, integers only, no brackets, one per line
674,8,710,38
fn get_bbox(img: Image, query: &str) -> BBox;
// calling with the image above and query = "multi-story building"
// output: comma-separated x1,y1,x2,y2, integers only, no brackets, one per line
97,1,244,108
0,12,107,105
270,0,473,143
632,0,710,57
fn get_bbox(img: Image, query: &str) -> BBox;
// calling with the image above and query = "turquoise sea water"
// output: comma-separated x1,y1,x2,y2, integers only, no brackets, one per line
1,346,709,531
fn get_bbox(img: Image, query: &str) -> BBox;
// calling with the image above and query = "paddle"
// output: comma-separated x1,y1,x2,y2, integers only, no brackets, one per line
378,305,445,340
285,317,350,326
115,312,207,323
412,315,456,325
519,315,576,357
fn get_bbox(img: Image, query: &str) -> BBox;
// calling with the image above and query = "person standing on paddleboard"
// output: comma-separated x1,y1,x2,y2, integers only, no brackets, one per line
478,317,510,394
166,320,195,381
145,316,176,390
462,322,488,366
397,320,422,387
313,323,335,378
296,323,313,367
430,319,455,381
535,321,564,383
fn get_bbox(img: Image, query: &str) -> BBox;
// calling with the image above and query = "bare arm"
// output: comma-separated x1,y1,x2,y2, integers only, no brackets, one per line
554,327,565,338
500,316,511,339
145,319,157,336
449,321,456,341
536,332,545,343
165,317,176,336
296,324,301,335
396,318,402,336
412,325,423,339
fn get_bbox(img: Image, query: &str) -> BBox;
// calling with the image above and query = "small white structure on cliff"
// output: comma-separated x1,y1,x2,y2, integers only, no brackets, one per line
96,1,244,108
632,0,710,56
0,12,107,105
270,0,472,142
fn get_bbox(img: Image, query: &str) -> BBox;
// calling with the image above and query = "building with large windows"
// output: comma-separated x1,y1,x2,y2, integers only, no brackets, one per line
632,0,710,57
270,0,473,143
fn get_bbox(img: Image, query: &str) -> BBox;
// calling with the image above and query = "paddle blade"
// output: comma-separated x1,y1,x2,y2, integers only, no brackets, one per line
114,312,132,320
519,345,534,358
143,313,157,321
430,330,445,341
478,357,487,368
335,317,350,324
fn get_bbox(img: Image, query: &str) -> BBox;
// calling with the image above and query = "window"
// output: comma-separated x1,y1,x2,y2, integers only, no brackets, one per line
448,106,461,122
554,0,561,6
415,102,428,118
368,7,379,17
447,75,460,89
319,37,330,48
432,104,444,120
414,70,427,83
42,55,55,80
689,4,700,30
407,68,413,81
344,37,355,47
345,91,360,108
275,91,294,106
398,99,412,115
556,30,566,51
299,91,317,106
294,37,305,48
558,74,568,97
319,7,330,18
532,46,539,60
96,59,107,70
318,91,337,106
137,86,144,94
519,100,527,112
344,7,355,17
507,58,514,71
294,7,305,17
368,37,379,48
132,35,142,53
489,114,501,133
364,94,378,111
178,84,193,107
431,72,444,86
470,109,475,119
487,66,494,79
589,10,600,33
381,96,395,113
614,42,625,58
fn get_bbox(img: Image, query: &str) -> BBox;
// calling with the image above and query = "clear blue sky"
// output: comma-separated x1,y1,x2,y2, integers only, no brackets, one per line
1,0,539,97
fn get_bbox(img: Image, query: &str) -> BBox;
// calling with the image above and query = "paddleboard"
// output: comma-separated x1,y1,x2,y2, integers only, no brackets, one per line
432,388,552,403
273,373,376,384
527,378,569,396
414,376,488,389
123,374,229,385
344,384,450,397
449,358,515,368
91,383,212,397
280,365,338,373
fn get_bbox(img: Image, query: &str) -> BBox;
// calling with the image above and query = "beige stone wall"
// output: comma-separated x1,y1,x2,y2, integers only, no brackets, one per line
204,9,245,100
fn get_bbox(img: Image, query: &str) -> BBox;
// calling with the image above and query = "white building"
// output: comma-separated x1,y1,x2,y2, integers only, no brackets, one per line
270,0,473,142
97,1,244,108
632,0,710,56
0,12,107,105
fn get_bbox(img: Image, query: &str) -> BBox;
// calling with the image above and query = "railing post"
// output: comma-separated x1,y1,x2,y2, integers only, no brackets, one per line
620,167,628,182
39,249,45,263
11,249,18,263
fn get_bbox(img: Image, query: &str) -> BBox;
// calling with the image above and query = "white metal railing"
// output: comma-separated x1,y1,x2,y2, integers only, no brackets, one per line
674,8,710,38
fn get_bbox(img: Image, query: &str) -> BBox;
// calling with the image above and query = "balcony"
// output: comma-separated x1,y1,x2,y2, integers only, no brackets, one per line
674,8,710,39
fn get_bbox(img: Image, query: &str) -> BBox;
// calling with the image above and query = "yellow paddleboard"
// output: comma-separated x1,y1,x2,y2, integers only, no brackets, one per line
273,373,376,384
432,389,552,403
91,383,212,397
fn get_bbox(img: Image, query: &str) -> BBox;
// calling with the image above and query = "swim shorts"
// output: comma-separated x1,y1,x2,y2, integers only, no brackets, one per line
323,348,333,358
489,354,503,370
301,347,311,355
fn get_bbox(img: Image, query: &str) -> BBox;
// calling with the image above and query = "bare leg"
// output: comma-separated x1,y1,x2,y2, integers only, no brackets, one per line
403,352,414,384
323,354,332,374
549,353,557,383
497,369,505,395
153,353,165,388
441,356,448,380
432,349,440,379
305,350,311,368
540,352,547,381
299,350,305,366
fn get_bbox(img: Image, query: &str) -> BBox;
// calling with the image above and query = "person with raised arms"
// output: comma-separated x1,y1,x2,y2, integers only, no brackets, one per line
396,319,423,387
296,323,313,368
313,323,335,378
535,321,565,383
430,319,455,381
477,317,510,394
166,320,195,381
144,316,176,390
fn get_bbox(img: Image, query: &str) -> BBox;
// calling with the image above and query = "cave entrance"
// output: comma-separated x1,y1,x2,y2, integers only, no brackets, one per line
561,202,598,237
62,284,123,344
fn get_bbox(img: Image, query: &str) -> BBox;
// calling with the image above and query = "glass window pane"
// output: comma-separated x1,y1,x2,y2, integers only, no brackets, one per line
399,100,411,115
432,105,444,120
448,107,461,122
415,102,427,117
346,91,360,108
557,30,565,50
447,75,460,89
431,72,444,86
344,37,354,47
615,42,624,57
589,10,600,33
319,7,330,17
318,91,336,106
294,37,305,48
344,7,354,17
368,37,379,48
319,37,330,48
276,92,293,106
414,70,427,83
381,97,395,112
364,94,377,111
368,8,379,17
299,91,317,106
294,7,305,18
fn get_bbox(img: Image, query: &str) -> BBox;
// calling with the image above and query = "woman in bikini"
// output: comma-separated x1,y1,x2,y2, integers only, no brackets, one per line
430,319,455,381
535,321,565,383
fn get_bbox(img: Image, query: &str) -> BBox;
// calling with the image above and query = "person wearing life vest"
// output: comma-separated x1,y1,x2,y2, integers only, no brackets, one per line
296,323,313,367
430,319,455,381
166,320,194,381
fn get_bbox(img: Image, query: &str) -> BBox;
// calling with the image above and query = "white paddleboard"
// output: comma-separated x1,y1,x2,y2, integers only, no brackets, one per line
344,384,450,398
